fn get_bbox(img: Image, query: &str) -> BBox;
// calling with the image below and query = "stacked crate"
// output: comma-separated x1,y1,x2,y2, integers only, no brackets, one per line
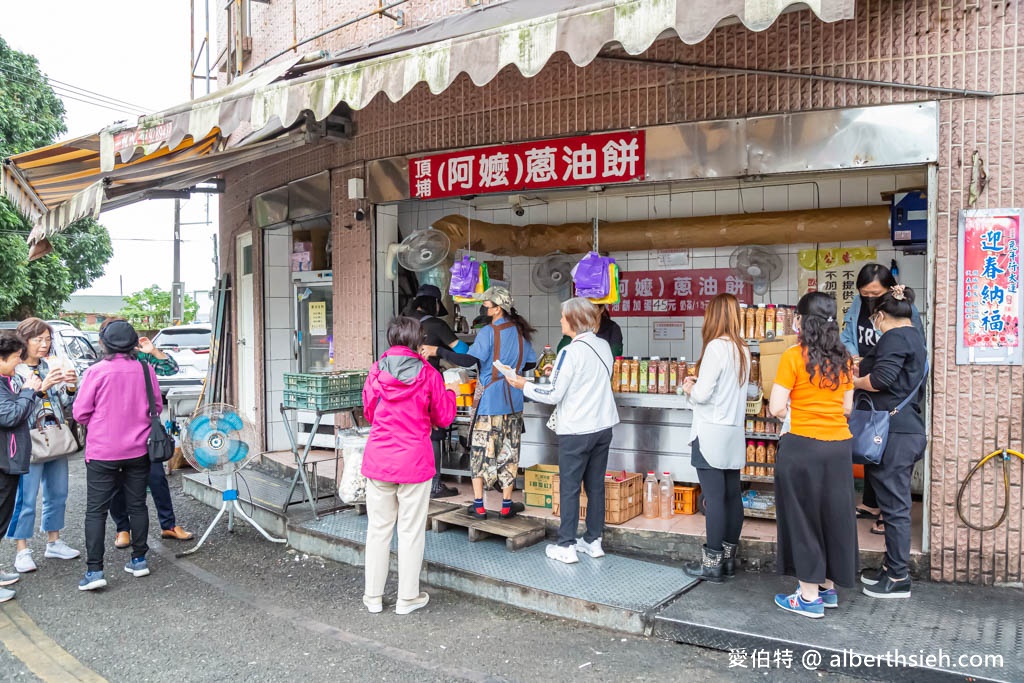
283,371,368,411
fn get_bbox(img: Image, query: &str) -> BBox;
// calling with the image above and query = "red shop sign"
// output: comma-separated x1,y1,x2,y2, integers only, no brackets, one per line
408,131,645,200
608,269,753,318
961,214,1020,349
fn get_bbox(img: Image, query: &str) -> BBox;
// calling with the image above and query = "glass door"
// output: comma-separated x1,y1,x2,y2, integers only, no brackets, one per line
296,282,334,373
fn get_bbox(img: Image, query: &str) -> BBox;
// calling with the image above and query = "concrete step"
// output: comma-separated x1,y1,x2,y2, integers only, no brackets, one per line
653,572,1018,682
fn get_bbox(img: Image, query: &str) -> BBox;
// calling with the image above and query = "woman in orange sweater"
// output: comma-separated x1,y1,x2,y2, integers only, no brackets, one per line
768,292,857,619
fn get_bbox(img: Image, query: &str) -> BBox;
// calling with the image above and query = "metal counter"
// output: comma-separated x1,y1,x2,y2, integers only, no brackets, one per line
520,394,699,485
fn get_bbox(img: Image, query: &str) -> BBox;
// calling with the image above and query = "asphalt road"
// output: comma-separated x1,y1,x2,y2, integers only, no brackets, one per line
0,453,871,682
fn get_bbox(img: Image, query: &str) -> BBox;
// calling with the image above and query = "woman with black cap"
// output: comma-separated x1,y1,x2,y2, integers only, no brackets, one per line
404,284,470,498
72,320,159,591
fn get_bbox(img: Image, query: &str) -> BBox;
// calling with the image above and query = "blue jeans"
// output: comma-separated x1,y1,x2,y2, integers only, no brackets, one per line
7,458,70,540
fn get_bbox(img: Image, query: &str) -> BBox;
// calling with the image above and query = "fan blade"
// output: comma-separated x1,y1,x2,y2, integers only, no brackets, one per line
753,277,770,295
223,439,251,463
218,411,244,432
193,446,222,469
188,415,214,441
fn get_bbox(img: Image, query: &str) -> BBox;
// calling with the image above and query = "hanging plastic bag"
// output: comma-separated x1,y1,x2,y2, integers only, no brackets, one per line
572,252,613,299
338,435,368,504
590,262,621,305
449,255,480,298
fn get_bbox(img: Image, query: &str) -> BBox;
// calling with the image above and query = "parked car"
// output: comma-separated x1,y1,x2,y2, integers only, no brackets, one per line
84,330,101,347
151,324,212,396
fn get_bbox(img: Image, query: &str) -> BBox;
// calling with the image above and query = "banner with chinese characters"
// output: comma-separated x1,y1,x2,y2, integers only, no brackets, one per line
608,269,752,317
957,209,1023,365
797,247,878,328
408,131,645,200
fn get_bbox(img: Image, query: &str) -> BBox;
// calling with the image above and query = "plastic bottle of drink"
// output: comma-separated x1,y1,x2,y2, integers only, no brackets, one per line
643,471,660,519
659,472,674,518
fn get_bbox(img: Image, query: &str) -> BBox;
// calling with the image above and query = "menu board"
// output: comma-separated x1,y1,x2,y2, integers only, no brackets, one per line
608,268,752,317
797,247,878,329
957,209,1023,365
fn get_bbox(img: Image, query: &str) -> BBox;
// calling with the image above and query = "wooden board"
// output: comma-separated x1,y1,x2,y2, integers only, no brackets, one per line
431,508,545,551
352,500,459,530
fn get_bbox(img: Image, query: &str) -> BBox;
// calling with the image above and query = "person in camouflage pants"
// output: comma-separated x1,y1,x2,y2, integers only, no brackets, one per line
470,414,524,491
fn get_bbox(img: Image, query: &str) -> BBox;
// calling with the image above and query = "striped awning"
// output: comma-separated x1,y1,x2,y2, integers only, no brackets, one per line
2,0,854,247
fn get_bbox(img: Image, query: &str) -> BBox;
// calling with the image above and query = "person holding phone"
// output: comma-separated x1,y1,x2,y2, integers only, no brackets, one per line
0,332,43,601
7,319,81,574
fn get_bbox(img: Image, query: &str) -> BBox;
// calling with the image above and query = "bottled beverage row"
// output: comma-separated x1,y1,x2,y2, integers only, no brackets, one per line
611,357,695,394
741,303,797,340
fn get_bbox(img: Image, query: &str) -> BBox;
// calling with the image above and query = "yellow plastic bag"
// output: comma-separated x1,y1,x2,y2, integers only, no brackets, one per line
590,262,620,305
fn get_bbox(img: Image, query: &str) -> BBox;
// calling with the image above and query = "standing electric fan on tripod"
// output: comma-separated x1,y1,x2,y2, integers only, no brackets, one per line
178,403,286,556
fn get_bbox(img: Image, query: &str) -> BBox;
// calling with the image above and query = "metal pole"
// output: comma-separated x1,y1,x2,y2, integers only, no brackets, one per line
172,199,184,324
205,0,212,94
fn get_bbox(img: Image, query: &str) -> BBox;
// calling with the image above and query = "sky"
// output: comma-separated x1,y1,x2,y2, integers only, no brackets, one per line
3,1,219,303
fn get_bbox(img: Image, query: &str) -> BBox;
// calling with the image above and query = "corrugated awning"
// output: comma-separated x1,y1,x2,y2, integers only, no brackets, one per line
2,0,854,247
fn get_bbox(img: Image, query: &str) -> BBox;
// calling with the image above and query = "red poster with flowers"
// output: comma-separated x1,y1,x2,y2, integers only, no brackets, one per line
961,214,1020,349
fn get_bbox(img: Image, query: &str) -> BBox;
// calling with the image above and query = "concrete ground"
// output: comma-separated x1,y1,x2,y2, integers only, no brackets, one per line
0,452,869,682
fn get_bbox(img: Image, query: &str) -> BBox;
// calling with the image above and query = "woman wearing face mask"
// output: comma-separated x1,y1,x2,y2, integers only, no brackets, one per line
840,264,923,531
852,286,927,599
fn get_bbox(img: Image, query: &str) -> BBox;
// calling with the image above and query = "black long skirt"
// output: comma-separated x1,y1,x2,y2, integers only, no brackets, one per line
775,433,859,587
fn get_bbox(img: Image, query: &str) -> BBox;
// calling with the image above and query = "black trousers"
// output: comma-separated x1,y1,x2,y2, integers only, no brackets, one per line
85,455,150,571
692,440,743,552
0,472,21,545
865,432,926,578
861,475,878,510
109,460,175,532
556,428,613,546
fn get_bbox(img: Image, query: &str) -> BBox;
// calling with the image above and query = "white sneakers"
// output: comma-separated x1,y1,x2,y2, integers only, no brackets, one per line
395,592,430,615
44,540,80,560
362,594,383,614
545,544,579,564
575,537,605,558
14,549,36,573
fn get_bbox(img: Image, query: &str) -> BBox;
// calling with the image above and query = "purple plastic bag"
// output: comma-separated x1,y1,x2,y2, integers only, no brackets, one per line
572,252,612,298
449,255,480,298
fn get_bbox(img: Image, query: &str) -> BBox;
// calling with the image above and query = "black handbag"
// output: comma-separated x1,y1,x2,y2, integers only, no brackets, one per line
848,362,927,466
142,361,175,463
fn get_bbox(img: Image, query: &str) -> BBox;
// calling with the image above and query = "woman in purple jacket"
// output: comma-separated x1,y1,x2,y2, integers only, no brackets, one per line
361,317,457,615
72,321,160,592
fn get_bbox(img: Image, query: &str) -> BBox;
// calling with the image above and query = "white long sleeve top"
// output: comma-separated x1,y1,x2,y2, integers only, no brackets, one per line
523,332,619,436
687,337,751,470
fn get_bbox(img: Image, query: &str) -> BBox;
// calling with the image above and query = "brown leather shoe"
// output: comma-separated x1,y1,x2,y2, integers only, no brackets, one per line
114,531,131,549
161,526,194,541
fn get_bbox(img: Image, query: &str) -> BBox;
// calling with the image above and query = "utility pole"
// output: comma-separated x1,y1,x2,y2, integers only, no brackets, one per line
172,199,184,324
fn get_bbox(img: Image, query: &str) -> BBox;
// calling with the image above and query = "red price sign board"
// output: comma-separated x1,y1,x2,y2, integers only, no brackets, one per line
608,269,753,317
408,131,645,200
960,212,1021,351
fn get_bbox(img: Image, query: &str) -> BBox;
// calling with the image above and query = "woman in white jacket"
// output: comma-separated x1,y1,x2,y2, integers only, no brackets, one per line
681,294,751,583
509,298,619,565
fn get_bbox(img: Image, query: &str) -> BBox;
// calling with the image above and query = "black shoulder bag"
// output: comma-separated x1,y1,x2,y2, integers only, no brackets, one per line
142,361,175,463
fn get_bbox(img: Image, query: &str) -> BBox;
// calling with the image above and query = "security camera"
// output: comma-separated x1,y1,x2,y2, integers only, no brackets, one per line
514,204,525,217
354,208,366,221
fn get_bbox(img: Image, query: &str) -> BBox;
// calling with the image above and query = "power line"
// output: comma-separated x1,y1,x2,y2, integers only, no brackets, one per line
0,65,151,116
0,63,154,111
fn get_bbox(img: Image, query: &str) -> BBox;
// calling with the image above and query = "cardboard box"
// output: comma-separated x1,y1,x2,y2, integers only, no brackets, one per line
293,240,313,253
523,464,559,508
758,334,798,394
290,251,312,272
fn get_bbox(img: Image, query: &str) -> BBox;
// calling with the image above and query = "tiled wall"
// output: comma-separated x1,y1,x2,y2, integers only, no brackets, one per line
262,226,295,451
389,172,928,362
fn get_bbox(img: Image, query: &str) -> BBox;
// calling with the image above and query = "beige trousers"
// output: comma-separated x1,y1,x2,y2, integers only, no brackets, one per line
364,478,431,601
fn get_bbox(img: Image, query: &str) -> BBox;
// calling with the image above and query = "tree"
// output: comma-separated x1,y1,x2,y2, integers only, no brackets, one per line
118,285,198,329
0,36,113,320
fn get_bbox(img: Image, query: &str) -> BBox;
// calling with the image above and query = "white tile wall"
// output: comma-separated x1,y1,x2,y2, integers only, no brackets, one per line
387,172,929,363
262,226,294,451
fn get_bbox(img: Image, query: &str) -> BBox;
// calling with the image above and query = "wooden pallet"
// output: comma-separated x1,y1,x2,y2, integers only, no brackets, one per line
430,508,545,551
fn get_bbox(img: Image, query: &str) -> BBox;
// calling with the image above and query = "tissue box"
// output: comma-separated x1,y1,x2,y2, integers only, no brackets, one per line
291,252,312,272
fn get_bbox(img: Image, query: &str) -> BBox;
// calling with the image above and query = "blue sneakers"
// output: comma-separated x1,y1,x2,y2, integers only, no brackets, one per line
79,571,107,591
124,557,150,578
774,590,825,619
818,587,839,608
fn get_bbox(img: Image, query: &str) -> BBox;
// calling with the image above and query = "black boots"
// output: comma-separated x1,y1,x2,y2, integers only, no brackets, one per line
721,541,738,578
430,476,457,499
684,545,723,583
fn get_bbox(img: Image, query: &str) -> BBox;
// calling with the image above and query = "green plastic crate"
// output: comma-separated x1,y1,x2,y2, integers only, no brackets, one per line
283,389,363,411
283,371,368,394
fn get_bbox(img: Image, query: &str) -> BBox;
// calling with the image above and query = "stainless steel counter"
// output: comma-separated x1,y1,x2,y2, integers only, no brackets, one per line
520,393,699,485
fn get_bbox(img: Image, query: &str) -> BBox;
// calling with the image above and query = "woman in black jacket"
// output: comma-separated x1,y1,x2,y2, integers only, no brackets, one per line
853,285,928,600
0,332,42,602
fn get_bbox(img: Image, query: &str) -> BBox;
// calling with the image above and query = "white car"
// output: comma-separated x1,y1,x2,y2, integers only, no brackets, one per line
151,325,212,396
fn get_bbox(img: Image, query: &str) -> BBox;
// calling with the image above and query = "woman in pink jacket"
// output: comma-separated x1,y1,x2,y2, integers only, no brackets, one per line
361,317,457,615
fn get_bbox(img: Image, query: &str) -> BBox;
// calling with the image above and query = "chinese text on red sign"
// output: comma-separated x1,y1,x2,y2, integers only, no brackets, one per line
408,131,645,200
962,214,1020,349
608,269,753,317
